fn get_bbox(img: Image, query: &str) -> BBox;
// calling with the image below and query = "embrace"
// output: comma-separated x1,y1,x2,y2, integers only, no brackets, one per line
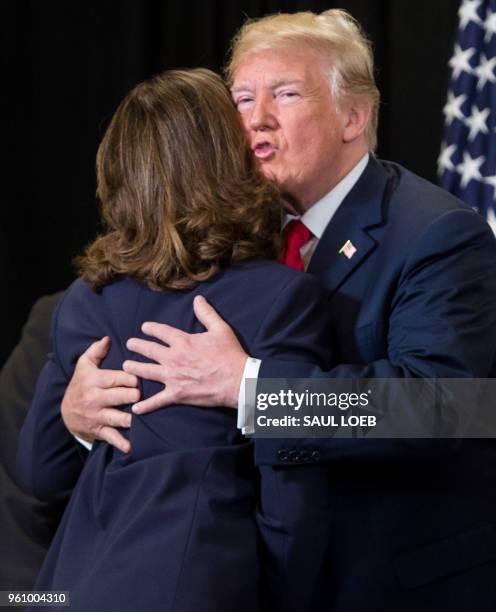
17,8,496,612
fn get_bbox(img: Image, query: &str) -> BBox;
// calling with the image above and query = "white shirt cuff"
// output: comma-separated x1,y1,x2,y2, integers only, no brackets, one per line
75,359,262,447
237,357,261,435
74,435,93,451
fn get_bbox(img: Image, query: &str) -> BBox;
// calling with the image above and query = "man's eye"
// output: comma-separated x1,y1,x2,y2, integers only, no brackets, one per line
236,97,254,110
276,91,300,102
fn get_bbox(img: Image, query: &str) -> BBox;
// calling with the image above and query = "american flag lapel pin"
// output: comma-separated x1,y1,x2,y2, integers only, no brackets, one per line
339,239,357,259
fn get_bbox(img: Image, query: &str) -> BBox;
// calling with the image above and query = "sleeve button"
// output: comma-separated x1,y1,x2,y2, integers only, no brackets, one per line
289,450,301,462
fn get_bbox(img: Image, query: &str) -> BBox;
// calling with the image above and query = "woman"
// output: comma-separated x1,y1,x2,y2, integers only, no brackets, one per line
17,69,331,611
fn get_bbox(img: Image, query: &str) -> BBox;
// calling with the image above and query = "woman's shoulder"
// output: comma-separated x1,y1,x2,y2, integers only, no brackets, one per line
52,276,147,373
62,275,143,305
225,259,320,289
54,276,145,340
198,260,325,326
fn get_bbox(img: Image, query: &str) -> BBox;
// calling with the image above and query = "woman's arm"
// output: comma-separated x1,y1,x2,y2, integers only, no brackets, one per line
16,282,105,503
16,351,87,504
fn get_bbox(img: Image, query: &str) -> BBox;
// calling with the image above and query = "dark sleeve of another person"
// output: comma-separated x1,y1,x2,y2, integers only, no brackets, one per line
0,292,64,590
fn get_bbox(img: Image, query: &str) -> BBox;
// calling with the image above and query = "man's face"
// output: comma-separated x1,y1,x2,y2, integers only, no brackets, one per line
231,46,352,211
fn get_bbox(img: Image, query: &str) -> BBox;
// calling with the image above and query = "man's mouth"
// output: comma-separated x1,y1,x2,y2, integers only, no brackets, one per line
253,141,276,159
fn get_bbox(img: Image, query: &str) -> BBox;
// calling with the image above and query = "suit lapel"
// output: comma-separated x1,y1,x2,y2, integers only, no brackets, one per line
307,156,392,296
308,221,376,295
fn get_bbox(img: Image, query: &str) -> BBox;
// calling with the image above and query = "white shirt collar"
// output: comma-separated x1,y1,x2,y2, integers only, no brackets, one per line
285,153,369,239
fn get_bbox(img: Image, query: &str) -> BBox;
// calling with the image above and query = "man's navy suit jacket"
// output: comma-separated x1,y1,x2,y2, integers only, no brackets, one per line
258,156,496,611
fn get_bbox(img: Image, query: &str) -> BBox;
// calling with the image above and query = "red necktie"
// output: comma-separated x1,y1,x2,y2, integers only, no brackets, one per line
279,220,313,271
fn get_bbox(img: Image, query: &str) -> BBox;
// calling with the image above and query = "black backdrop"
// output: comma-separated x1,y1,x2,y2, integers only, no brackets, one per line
2,0,460,366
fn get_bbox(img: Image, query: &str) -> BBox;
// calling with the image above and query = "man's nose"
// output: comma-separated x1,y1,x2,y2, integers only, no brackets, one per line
248,95,277,131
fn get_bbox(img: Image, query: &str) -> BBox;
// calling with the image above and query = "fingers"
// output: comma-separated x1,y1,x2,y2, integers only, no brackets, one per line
82,336,111,366
73,340,139,389
126,338,168,363
88,409,132,453
122,360,165,382
193,295,226,332
140,321,185,345
100,408,132,429
96,369,139,389
132,389,172,415
102,386,141,407
99,426,131,454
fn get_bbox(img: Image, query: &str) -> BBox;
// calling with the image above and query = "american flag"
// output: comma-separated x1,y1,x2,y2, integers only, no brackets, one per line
439,0,496,231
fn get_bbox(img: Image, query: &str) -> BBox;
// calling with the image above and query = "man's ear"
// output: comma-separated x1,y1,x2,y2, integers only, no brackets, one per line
342,99,371,143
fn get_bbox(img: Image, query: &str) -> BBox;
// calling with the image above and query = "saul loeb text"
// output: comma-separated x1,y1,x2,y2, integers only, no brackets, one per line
253,386,378,437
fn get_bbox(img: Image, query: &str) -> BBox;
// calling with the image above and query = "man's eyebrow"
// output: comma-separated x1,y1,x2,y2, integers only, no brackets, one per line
231,78,305,93
270,78,305,89
231,83,252,94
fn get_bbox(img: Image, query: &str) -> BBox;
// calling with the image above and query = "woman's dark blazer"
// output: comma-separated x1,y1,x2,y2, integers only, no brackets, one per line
17,259,330,612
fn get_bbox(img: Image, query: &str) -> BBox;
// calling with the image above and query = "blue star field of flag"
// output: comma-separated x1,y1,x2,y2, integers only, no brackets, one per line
439,0,496,229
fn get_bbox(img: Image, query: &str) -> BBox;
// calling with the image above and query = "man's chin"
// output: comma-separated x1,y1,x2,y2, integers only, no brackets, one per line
259,164,277,180
261,166,287,189
259,169,301,213
280,192,301,216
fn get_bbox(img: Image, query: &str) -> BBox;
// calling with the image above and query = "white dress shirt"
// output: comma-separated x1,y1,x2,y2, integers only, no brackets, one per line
237,153,370,434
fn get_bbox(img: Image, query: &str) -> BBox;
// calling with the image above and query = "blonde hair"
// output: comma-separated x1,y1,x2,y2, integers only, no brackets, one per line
226,9,380,149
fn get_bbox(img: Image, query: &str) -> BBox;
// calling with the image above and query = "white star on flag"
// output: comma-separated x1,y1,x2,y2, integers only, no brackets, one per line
474,53,496,88
443,91,467,125
457,152,485,187
483,173,496,194
437,143,457,175
448,44,476,79
440,0,496,235
483,8,496,41
465,104,490,139
458,0,483,29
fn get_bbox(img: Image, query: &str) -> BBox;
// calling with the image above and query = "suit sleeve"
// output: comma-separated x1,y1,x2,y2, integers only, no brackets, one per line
257,209,496,463
0,292,66,589
251,272,332,367
1,292,63,480
16,282,105,503
248,273,333,612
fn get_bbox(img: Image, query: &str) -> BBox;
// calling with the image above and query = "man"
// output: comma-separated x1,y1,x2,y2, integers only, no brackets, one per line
61,10,496,612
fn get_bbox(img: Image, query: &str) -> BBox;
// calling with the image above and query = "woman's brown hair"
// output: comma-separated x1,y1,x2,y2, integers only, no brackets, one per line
76,68,281,291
